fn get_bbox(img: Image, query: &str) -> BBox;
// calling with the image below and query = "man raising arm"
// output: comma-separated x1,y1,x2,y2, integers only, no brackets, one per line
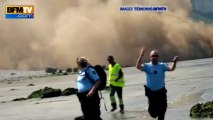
136,47,146,70
136,47,179,120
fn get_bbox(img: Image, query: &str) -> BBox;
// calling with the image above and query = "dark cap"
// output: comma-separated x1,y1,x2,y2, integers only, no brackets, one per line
107,55,114,60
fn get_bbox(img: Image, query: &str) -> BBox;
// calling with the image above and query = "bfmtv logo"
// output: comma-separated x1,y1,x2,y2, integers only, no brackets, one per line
5,5,34,19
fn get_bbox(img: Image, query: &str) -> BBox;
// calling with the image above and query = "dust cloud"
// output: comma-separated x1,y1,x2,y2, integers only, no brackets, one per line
0,0,213,70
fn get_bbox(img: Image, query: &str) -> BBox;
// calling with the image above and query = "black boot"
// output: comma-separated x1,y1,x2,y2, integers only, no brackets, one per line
111,103,117,112
120,105,124,113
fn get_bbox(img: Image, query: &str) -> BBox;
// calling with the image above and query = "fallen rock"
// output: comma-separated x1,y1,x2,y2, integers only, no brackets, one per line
7,82,12,84
58,69,63,73
190,101,213,118
27,83,35,87
73,68,78,73
61,88,77,96
11,73,16,75
63,72,68,75
66,68,72,73
10,88,18,91
12,97,27,101
27,87,62,99
45,67,58,74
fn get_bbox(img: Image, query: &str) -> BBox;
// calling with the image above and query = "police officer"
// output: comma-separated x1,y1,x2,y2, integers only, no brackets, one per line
136,47,179,120
75,57,102,120
107,56,125,113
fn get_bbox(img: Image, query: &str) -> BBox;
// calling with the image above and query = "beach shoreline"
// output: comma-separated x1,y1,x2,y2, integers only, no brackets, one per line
0,58,213,120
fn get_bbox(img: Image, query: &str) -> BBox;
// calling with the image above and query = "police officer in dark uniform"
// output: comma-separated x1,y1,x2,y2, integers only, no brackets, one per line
75,57,102,120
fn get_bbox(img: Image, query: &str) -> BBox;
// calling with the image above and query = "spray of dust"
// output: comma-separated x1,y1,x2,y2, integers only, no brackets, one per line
0,0,213,70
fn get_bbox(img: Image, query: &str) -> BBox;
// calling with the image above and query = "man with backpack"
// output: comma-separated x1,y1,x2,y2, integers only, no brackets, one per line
75,57,103,120
136,47,179,120
107,55,125,113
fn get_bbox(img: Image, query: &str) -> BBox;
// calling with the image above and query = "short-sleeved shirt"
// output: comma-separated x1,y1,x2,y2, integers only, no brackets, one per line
141,62,169,91
77,66,100,93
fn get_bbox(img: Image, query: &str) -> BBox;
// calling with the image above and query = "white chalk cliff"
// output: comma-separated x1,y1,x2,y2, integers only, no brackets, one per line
192,0,213,14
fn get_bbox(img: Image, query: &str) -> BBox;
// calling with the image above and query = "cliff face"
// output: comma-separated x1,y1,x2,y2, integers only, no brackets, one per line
191,0,213,22
192,0,213,14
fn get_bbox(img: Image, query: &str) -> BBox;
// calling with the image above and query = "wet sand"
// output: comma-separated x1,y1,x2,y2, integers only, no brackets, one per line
0,58,213,120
